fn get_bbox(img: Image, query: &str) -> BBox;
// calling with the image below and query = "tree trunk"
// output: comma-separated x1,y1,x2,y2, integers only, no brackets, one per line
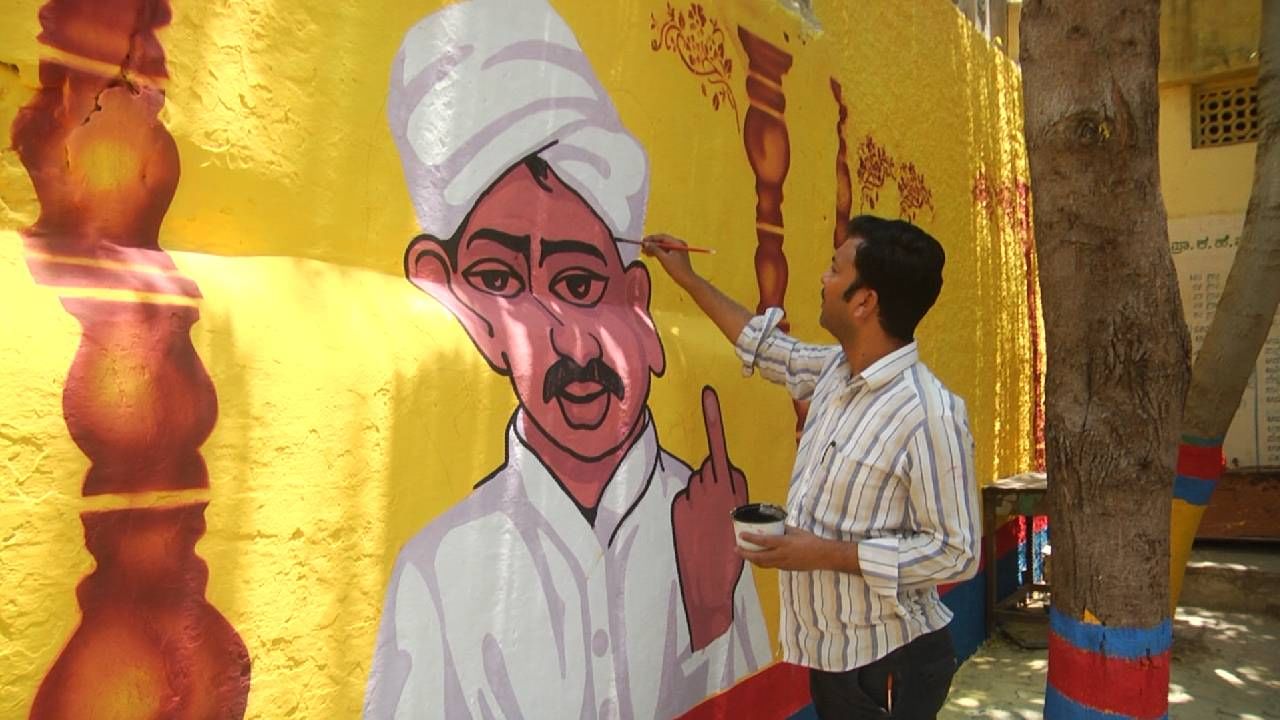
1170,0,1280,608
1021,1,1190,717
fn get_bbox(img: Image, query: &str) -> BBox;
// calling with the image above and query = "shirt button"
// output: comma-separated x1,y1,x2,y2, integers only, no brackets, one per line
592,628,609,657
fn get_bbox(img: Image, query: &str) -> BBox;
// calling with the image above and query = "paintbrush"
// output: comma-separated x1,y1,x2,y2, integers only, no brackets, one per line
617,238,716,255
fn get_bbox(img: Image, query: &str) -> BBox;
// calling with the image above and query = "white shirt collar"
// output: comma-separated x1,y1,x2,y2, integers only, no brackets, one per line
856,341,919,390
508,408,660,548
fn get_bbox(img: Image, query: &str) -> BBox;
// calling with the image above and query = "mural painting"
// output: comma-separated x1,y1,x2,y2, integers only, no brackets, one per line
829,78,853,249
10,0,250,717
0,0,1038,718
364,1,766,717
736,26,792,323
854,135,935,225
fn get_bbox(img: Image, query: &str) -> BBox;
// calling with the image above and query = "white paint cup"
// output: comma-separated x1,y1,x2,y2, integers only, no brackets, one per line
731,503,786,551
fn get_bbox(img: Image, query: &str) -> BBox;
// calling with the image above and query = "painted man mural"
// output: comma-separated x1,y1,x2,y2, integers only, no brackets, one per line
364,1,768,718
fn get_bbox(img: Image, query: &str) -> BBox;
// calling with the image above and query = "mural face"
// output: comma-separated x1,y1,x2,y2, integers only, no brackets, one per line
368,1,767,717
407,159,665,462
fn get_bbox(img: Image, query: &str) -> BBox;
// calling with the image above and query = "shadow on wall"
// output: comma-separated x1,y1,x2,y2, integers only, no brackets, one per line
158,0,431,274
181,250,504,716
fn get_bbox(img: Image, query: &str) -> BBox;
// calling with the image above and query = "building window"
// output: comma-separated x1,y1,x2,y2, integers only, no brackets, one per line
951,0,1012,54
1193,78,1260,148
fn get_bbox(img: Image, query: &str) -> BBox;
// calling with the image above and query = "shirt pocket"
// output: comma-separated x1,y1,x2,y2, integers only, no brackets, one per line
821,449,904,538
787,441,840,526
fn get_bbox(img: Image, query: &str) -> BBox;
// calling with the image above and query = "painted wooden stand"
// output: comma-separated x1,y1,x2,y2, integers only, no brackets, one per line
983,471,1050,648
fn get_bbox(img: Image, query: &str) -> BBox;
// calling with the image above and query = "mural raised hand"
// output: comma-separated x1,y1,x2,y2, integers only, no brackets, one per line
673,386,749,651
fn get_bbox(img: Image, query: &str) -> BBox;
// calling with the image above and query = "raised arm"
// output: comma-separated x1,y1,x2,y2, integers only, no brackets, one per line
644,233,838,403
642,234,753,344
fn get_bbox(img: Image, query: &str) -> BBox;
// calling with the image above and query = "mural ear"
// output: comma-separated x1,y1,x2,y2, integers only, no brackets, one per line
624,260,652,308
405,234,453,297
405,234,510,374
625,261,666,377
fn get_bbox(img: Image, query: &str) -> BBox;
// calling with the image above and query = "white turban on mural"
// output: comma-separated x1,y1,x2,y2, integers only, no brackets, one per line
388,0,649,262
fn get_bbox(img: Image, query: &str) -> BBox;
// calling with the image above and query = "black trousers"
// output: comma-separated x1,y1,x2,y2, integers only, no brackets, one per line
808,627,957,719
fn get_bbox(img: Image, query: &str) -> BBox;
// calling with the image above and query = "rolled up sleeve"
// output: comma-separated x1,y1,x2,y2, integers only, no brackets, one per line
734,307,839,402
859,400,980,598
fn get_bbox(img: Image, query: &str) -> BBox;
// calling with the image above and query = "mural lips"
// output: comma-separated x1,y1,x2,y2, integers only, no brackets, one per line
543,354,625,429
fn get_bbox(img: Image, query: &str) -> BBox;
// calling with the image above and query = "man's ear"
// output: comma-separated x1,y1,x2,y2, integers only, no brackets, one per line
625,261,666,377
856,288,878,319
405,234,509,373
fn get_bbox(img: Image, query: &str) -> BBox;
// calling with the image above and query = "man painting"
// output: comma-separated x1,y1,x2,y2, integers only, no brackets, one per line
364,2,768,718
644,217,980,719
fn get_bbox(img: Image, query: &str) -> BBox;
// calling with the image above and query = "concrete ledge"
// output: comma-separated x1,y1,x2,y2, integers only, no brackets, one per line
1179,542,1280,617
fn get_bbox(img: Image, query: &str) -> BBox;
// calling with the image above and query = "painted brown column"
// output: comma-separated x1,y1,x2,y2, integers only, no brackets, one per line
737,27,793,317
830,78,853,249
736,27,802,436
11,1,251,717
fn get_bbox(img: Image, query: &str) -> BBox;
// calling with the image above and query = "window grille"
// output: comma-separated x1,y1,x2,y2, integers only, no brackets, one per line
1193,79,1260,148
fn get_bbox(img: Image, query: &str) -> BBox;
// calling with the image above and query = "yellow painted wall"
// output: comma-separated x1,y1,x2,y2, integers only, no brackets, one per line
0,0,1034,717
1160,0,1261,84
1159,84,1258,220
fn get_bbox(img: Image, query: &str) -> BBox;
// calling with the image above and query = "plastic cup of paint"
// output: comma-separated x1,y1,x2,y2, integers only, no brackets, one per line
731,503,786,551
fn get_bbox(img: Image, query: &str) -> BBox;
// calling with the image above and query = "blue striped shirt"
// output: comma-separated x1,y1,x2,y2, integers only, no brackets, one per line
736,308,980,671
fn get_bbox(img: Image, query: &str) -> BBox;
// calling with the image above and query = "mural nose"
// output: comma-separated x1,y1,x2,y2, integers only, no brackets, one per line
549,321,603,370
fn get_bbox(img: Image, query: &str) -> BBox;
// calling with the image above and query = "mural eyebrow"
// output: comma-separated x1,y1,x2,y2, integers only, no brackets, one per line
540,238,607,267
468,229,531,259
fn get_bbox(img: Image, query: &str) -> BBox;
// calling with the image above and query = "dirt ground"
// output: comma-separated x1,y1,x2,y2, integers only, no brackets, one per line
940,606,1280,719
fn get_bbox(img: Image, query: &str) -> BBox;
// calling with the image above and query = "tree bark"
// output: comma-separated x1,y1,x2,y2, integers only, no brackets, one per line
1170,0,1280,606
1021,0,1190,715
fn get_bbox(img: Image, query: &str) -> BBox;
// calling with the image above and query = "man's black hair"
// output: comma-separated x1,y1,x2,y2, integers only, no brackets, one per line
842,215,945,343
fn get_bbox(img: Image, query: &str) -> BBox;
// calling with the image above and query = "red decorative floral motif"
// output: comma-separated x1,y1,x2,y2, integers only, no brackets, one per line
852,134,934,223
973,168,1032,247
855,135,896,211
650,2,739,126
896,162,934,222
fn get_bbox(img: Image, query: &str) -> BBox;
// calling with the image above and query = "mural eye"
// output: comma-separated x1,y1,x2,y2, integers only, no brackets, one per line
551,268,609,306
462,260,525,298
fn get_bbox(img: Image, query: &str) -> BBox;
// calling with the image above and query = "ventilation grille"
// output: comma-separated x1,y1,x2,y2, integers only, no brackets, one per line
1194,79,1260,148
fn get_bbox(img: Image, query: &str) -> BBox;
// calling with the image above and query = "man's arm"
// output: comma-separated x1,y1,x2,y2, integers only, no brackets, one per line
858,399,981,595
643,233,837,402
737,525,864,573
739,398,980,590
642,234,752,343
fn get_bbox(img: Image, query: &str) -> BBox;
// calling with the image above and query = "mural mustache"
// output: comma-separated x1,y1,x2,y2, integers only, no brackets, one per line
543,355,625,404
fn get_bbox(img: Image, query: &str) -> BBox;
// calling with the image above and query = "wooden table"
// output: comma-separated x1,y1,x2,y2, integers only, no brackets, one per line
982,472,1049,647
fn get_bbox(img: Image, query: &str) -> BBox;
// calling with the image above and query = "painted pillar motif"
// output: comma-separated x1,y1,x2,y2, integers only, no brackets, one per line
737,27,808,436
830,78,853,249
736,27,792,319
10,0,251,717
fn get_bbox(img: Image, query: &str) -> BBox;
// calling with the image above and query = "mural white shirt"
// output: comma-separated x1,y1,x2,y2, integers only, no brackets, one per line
365,410,769,720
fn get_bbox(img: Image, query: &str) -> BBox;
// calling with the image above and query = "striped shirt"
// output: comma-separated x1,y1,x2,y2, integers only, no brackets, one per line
736,308,979,672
